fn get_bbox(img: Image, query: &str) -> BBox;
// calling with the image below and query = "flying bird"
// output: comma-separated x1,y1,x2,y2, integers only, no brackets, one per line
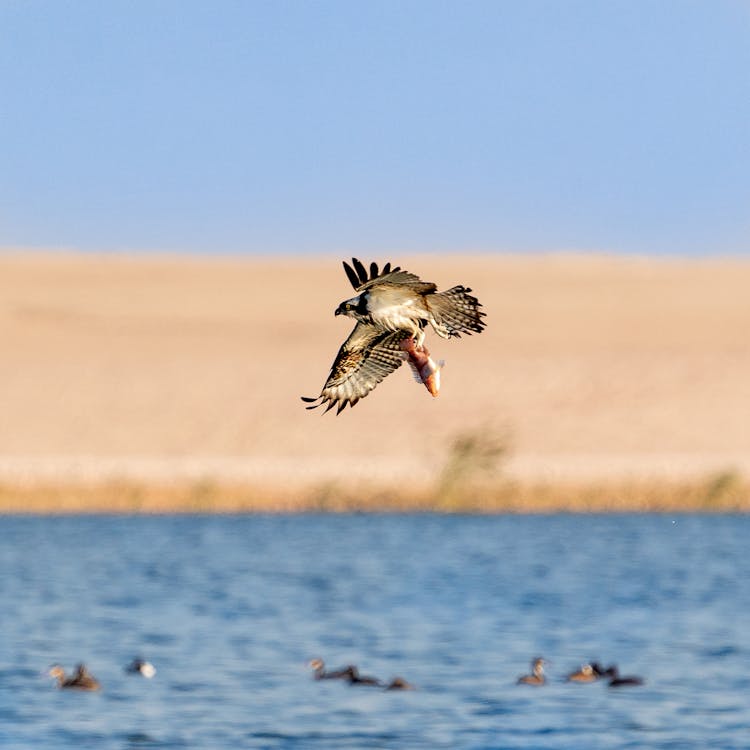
302,258,485,414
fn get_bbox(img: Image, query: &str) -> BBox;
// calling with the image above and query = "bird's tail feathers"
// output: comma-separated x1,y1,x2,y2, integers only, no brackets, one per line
428,286,486,338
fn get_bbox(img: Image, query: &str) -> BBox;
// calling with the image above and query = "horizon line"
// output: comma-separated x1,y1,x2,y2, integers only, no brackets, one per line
2,244,749,262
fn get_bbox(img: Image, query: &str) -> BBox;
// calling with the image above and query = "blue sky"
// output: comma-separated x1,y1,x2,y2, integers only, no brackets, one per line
1,1,749,256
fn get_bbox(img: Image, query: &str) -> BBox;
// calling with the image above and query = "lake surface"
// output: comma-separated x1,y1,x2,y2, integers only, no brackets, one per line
1,514,749,749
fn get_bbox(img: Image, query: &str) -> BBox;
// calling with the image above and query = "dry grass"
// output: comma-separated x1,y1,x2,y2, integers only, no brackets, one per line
0,470,747,514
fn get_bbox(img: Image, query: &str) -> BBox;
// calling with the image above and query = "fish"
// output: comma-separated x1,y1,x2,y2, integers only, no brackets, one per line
400,337,444,397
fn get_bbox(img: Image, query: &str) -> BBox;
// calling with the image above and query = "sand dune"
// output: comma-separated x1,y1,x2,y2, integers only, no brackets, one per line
1,251,748,501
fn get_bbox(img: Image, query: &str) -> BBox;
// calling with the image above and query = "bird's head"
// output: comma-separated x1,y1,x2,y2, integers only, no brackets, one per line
47,665,65,681
335,293,366,318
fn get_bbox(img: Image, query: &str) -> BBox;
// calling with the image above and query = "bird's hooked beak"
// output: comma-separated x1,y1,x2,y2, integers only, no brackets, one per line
334,302,347,316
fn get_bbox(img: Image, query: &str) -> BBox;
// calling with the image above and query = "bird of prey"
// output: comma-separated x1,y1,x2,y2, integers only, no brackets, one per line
302,258,486,414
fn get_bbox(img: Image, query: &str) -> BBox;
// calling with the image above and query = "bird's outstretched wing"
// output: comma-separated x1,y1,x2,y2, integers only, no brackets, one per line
301,323,409,414
343,258,436,294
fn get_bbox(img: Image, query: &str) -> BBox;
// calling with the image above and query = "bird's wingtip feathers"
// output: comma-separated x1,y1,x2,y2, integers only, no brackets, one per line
343,258,402,289
342,261,360,289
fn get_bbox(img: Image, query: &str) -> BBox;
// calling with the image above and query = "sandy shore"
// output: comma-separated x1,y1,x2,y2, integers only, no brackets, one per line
1,250,748,509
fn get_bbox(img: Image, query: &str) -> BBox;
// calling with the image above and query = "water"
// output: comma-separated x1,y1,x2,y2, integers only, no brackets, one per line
1,514,749,749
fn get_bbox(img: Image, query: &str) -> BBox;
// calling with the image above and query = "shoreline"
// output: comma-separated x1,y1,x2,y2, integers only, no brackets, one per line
1,469,746,514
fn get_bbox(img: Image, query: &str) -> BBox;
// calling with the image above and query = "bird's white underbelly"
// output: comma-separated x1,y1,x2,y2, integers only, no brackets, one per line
369,304,424,332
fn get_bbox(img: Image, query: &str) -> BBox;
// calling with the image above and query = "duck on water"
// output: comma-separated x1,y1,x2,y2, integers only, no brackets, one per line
605,665,644,687
48,664,101,691
517,657,546,686
346,666,414,689
565,662,610,682
559,660,644,687
308,658,355,680
309,659,413,689
125,658,156,678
